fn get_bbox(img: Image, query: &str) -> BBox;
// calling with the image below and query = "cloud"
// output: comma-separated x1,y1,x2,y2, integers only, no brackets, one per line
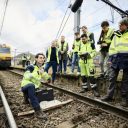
0,0,127,55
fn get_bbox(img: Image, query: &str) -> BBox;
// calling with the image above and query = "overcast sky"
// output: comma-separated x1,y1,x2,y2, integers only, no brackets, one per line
0,0,127,55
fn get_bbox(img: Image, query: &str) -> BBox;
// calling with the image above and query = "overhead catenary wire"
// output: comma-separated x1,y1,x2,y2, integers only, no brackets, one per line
0,0,9,37
57,10,72,39
55,0,72,39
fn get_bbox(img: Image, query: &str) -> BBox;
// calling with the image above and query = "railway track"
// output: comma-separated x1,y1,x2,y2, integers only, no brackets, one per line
0,69,128,128
10,67,128,119
0,85,17,128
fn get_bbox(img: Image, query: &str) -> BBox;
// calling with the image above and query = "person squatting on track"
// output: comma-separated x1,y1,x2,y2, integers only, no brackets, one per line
21,53,51,119
79,34,100,97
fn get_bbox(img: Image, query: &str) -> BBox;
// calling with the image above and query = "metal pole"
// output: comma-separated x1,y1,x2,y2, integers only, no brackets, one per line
14,49,17,66
74,7,81,33
0,86,17,128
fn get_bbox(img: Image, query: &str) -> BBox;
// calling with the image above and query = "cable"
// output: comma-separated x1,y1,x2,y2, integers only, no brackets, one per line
58,10,72,39
0,0,9,36
55,0,72,39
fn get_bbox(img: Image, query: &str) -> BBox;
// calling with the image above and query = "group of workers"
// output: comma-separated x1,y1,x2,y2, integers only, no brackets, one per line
20,17,128,120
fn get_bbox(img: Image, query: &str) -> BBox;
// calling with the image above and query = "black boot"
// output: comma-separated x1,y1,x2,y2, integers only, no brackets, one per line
35,110,47,120
121,97,128,107
34,107,47,120
92,87,100,97
101,96,113,102
90,83,100,97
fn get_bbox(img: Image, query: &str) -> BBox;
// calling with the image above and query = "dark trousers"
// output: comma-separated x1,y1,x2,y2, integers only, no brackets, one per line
107,67,128,99
44,61,57,82
22,84,40,111
58,60,67,73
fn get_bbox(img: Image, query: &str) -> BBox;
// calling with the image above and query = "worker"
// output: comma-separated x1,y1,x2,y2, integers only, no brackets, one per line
44,40,59,84
97,21,114,77
58,36,69,74
70,32,81,75
21,54,27,67
81,26,96,80
101,18,128,107
79,34,100,97
81,25,95,50
21,53,51,119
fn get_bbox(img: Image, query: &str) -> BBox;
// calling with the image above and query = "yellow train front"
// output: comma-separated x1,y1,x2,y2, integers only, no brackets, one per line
0,44,12,68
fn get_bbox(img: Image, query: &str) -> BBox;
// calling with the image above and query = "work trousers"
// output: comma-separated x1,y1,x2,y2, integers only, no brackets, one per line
100,51,109,75
107,67,128,99
22,84,40,111
58,60,67,73
44,61,57,82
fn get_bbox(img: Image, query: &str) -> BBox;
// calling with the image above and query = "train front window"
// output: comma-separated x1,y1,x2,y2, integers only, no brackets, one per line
0,48,10,53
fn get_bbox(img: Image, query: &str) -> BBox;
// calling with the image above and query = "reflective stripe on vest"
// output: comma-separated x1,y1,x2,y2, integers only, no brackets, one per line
109,31,128,55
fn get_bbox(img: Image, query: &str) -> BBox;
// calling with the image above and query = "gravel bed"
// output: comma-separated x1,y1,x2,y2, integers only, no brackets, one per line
0,71,128,128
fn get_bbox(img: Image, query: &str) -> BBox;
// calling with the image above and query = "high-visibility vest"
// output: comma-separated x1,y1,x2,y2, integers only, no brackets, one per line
59,42,68,51
47,47,59,64
79,41,96,63
109,30,128,56
73,40,81,53
21,65,50,88
102,28,114,44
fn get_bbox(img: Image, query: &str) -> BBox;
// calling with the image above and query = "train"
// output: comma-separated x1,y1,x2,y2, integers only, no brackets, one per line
0,44,12,68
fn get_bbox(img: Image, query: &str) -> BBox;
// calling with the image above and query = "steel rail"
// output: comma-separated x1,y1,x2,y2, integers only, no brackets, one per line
0,86,17,128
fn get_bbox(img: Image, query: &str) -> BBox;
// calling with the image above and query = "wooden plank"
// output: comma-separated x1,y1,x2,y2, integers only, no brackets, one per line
18,99,73,116
57,121,74,128
18,110,34,116
42,99,73,111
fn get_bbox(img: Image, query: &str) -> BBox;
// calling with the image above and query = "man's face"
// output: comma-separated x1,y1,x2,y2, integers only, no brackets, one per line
36,55,45,65
119,24,127,32
61,36,65,42
82,36,87,43
102,26,109,33
75,34,80,39
81,27,87,33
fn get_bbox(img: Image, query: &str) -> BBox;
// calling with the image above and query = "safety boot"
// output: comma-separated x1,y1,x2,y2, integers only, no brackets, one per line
80,83,88,93
35,110,47,120
101,96,113,102
120,97,128,107
90,84,100,97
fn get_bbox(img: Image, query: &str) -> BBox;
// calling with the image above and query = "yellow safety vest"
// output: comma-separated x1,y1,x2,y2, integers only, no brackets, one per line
109,30,128,56
73,40,81,53
102,28,114,44
21,65,50,88
79,41,96,63
47,47,59,64
59,42,68,51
